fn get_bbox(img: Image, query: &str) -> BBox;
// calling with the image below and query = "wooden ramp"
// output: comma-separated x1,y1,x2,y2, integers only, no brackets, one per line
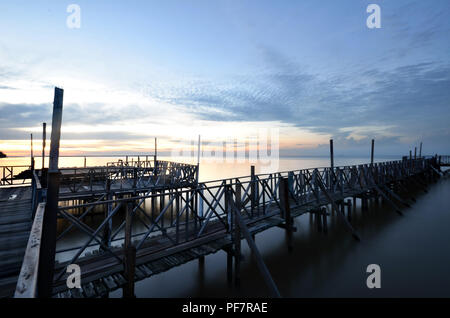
0,187,33,297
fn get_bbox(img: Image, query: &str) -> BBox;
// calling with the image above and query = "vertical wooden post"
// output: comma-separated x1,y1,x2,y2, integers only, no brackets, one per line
330,139,334,170
371,139,375,166
38,87,63,298
419,142,422,158
280,178,293,251
233,187,241,288
322,207,328,234
175,191,180,244
197,135,201,168
317,208,323,232
160,190,165,229
235,180,242,210
288,171,294,195
414,147,417,160
42,123,46,170
347,199,352,222
30,133,34,169
151,190,156,223
330,139,334,189
84,157,86,168
154,137,157,163
250,165,255,217
102,179,112,249
123,202,136,298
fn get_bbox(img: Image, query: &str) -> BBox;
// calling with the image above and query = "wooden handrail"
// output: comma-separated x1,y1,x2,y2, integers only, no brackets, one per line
14,202,46,298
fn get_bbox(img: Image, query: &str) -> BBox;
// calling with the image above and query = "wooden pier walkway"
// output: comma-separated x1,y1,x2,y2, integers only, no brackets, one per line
2,88,448,298
0,187,32,297
0,154,447,298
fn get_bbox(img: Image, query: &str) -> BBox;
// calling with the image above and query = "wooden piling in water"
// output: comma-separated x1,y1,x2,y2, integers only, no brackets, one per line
280,178,293,251
322,207,328,234
233,207,241,287
347,199,352,222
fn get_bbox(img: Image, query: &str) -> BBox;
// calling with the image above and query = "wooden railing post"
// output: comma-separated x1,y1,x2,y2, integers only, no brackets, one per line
233,187,241,288
123,202,136,298
102,179,112,250
38,87,63,298
42,123,46,171
250,165,256,217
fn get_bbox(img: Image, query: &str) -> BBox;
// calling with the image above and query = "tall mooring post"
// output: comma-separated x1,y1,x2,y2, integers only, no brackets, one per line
38,87,64,298
196,135,201,184
154,137,157,162
329,139,334,189
371,139,375,166
41,123,46,170
250,165,256,217
30,133,34,169
419,142,423,158
330,139,334,170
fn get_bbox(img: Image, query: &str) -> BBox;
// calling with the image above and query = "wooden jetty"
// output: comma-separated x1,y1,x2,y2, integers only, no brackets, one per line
0,181,33,297
1,87,449,298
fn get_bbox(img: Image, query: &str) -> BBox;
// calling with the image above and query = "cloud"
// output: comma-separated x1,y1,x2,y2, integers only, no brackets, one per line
142,46,449,151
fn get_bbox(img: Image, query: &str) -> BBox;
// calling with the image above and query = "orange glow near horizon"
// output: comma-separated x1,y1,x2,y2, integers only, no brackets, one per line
0,135,328,157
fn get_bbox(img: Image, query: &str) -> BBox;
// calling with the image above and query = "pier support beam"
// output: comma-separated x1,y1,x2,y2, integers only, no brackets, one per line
322,207,328,234
234,211,241,288
280,178,293,251
347,199,352,222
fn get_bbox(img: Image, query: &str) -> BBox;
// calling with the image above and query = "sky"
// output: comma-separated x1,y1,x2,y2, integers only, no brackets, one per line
0,0,449,158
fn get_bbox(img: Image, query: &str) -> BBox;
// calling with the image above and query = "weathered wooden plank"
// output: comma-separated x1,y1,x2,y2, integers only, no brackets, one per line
14,202,45,298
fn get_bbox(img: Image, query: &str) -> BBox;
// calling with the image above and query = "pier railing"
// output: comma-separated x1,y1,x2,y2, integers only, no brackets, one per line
438,155,450,166
51,157,437,285
0,165,32,186
14,170,46,298
58,159,198,194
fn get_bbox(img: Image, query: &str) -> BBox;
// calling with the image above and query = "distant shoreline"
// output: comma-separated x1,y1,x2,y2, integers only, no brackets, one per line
2,154,403,159
0,152,6,158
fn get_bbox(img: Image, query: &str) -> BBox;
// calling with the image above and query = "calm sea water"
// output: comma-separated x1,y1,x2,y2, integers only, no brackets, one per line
2,155,449,297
